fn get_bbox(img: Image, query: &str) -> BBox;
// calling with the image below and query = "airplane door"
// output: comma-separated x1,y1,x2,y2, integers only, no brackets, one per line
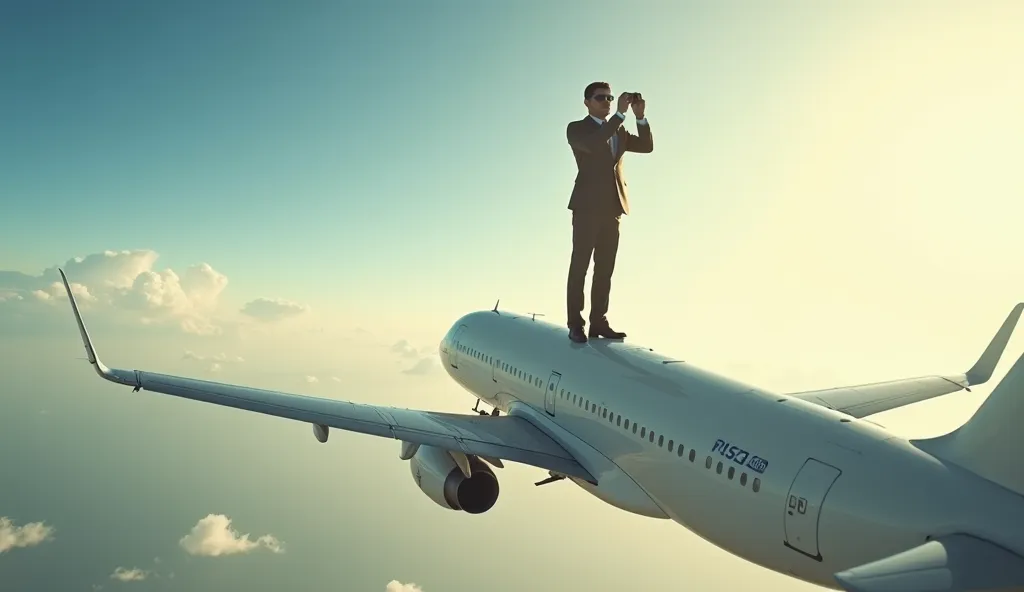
544,371,561,416
783,458,842,561
492,357,498,382
449,325,467,368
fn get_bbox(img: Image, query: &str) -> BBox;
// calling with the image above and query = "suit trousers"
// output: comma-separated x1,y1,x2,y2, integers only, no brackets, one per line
566,211,620,328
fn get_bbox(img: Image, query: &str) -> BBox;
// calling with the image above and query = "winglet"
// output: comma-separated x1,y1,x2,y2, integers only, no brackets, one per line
965,302,1024,385
58,268,139,388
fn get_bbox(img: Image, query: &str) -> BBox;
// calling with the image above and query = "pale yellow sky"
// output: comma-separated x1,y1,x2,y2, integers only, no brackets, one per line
4,2,1024,590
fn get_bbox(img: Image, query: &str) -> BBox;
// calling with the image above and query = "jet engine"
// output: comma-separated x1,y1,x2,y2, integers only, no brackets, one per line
408,444,499,514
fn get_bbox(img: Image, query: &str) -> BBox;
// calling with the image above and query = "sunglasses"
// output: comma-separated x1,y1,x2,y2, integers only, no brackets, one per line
590,94,614,102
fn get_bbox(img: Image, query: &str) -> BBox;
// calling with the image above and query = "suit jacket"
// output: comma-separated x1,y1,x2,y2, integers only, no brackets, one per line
566,114,653,217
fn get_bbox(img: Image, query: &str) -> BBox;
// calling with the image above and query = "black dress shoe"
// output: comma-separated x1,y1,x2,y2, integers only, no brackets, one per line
589,324,626,339
568,326,588,343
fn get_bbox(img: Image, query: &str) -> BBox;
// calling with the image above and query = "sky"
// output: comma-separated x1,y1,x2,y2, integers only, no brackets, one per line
3,0,1024,590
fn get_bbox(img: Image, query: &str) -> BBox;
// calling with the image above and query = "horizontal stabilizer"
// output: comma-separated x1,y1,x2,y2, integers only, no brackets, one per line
835,534,1024,592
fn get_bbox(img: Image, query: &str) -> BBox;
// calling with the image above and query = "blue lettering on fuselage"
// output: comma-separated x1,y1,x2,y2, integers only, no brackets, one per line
712,439,769,474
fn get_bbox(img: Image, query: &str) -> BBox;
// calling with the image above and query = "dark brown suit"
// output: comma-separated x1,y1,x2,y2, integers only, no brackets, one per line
565,113,653,329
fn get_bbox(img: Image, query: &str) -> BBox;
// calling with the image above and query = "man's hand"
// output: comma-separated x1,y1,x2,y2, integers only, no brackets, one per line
616,92,633,115
631,95,646,119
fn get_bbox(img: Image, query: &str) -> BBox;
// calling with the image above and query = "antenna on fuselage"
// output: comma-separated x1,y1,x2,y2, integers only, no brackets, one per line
527,312,544,321
492,299,500,314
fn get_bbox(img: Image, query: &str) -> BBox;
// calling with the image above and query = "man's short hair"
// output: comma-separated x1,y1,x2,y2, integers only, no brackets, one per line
584,81,611,99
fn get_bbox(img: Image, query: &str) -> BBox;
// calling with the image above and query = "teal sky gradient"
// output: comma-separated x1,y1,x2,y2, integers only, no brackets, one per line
3,1,1024,590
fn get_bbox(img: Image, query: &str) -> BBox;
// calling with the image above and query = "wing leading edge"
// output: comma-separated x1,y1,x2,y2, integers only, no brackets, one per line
787,303,1023,418
57,269,596,484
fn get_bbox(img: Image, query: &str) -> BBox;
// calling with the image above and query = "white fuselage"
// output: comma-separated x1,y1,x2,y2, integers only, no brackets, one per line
438,311,1024,589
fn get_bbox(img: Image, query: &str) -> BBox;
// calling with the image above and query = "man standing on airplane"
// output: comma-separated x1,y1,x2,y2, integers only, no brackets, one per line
564,82,653,343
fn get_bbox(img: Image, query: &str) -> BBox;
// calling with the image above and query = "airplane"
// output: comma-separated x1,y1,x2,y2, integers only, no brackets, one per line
57,268,1024,591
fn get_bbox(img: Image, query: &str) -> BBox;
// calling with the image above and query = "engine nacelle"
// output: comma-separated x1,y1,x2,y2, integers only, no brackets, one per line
408,445,499,514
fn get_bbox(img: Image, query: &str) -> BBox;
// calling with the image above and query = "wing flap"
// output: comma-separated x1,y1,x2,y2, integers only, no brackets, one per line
834,533,1024,591
790,303,1023,418
58,268,595,484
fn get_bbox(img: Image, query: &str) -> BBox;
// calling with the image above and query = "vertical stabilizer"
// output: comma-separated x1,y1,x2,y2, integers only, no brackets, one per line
915,344,1024,497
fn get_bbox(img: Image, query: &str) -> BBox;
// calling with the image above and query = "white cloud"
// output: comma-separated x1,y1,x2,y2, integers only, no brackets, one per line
390,339,438,376
0,250,228,335
183,350,244,373
0,249,318,338
30,281,95,303
240,297,309,322
118,261,228,335
386,581,424,592
390,339,419,358
0,516,54,553
179,514,283,557
402,357,437,376
331,376,341,382
110,567,148,582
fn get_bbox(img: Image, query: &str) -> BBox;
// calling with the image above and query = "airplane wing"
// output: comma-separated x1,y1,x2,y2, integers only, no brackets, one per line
787,303,1023,418
834,533,1024,591
57,269,596,485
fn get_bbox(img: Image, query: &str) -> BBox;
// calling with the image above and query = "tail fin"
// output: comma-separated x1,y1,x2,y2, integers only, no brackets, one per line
915,306,1024,496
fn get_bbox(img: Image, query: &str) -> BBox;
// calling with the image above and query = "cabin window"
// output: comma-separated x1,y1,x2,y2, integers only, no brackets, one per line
716,462,723,474
677,444,684,457
641,427,646,438
657,435,664,447
573,394,577,404
740,473,748,486
753,478,761,493
602,409,607,419
689,450,696,462
667,439,674,452
624,419,630,430
649,431,655,443
728,467,735,480
616,415,621,427
705,456,712,469
632,423,638,434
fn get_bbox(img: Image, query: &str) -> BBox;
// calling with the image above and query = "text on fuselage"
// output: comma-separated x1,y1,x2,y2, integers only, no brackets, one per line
712,439,769,474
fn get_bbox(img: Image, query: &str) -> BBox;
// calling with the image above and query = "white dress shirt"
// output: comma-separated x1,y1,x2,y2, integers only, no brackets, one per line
591,112,648,157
